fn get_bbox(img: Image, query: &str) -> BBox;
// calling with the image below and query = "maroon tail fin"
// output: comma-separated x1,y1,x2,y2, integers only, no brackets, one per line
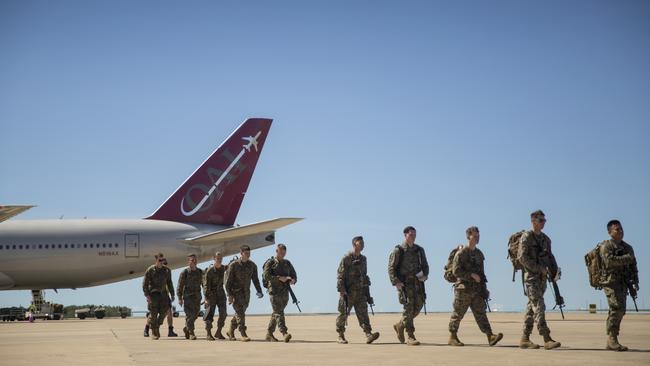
147,118,272,225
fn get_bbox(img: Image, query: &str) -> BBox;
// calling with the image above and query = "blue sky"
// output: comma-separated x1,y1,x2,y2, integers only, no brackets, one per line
1,0,649,315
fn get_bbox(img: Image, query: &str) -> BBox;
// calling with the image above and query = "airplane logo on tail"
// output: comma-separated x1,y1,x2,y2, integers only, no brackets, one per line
180,131,263,217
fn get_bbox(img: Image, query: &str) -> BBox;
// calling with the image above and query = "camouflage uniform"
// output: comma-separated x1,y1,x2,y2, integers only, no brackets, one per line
225,259,263,333
517,231,557,337
203,264,228,333
388,243,429,335
598,239,638,337
142,265,174,336
177,267,203,334
448,247,492,335
335,252,373,334
263,257,298,334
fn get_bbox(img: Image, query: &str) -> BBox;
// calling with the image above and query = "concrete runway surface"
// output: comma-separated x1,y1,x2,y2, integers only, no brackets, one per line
1,312,648,365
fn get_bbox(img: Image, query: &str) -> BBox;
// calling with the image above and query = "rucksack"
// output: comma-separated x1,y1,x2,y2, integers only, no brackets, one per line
443,245,464,283
262,257,276,289
585,244,604,289
507,230,526,275
223,256,239,288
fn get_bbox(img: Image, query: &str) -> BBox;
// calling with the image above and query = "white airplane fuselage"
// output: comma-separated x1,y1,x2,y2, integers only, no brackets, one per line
0,219,273,290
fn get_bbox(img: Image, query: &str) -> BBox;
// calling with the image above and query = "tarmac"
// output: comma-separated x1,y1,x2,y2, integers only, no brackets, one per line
1,312,649,366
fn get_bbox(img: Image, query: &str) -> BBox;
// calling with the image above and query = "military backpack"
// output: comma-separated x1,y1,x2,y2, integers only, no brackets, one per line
443,245,464,283
507,230,526,274
584,244,604,289
262,256,276,289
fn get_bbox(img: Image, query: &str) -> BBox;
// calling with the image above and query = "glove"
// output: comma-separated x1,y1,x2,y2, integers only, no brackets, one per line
256,292,263,299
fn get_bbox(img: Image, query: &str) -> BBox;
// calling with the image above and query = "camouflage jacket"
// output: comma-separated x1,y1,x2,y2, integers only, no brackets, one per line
337,252,370,293
388,243,429,285
225,259,262,297
203,264,227,300
142,265,174,298
177,267,203,300
517,231,558,277
263,257,298,295
452,246,487,291
598,239,638,286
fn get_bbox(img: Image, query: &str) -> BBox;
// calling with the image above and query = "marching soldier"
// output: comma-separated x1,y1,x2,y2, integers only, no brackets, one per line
388,226,429,346
177,254,203,340
263,244,298,342
448,226,503,346
517,210,562,350
142,252,175,340
225,245,264,342
335,236,380,344
144,256,178,337
203,252,228,341
598,220,639,351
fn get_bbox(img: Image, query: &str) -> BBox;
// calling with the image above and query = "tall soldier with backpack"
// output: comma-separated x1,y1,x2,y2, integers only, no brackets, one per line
585,220,639,352
445,226,503,347
511,210,562,350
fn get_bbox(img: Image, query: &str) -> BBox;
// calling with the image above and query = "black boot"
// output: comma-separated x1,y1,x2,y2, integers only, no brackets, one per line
168,326,178,337
143,325,150,337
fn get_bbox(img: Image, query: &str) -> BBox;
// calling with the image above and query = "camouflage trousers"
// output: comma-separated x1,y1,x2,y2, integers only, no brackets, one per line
335,289,372,333
268,291,290,334
203,294,227,330
230,291,251,332
182,295,201,332
146,295,171,327
522,274,550,336
148,292,170,331
448,288,492,334
603,284,627,336
398,281,425,334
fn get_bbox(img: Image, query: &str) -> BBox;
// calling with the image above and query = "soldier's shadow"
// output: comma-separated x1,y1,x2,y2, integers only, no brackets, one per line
557,347,650,353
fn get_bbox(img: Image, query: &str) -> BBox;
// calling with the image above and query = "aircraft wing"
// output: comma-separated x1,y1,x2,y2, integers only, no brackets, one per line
0,205,35,223
183,217,303,244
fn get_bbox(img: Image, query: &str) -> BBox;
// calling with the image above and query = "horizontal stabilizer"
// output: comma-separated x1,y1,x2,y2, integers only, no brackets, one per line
184,217,303,244
0,205,35,223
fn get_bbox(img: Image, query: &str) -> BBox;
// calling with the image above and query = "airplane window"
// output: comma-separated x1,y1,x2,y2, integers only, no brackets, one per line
0,245,3,250
115,243,119,248
108,243,112,248
90,244,94,248
84,244,87,248
19,245,23,249
12,245,16,249
58,244,62,249
64,244,68,248
39,244,43,249
26,245,30,249
45,244,49,249
102,243,106,248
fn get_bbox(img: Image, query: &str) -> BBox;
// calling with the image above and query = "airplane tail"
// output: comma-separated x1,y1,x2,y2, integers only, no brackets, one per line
146,118,272,226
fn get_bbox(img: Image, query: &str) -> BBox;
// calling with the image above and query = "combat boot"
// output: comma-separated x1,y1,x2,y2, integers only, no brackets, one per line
226,326,236,341
215,327,226,340
406,332,420,346
239,329,251,342
282,332,292,343
168,326,178,337
143,325,150,337
183,326,190,339
206,329,215,341
543,333,561,350
519,335,540,349
151,327,160,340
337,332,348,344
448,332,464,346
365,332,380,344
266,332,279,342
606,335,628,352
487,332,503,346
393,321,405,344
